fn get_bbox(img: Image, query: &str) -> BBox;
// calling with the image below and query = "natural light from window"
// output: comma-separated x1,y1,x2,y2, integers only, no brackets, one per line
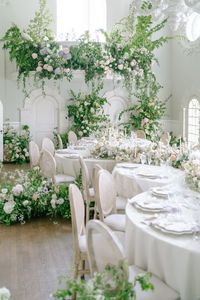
57,0,107,41
188,98,200,145
186,12,200,42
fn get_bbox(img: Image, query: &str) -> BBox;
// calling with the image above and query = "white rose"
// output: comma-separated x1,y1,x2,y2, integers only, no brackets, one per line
12,184,23,196
23,200,29,207
1,189,8,194
3,201,15,214
52,194,57,200
50,199,56,209
56,198,64,205
47,65,53,72
118,64,124,70
0,287,11,300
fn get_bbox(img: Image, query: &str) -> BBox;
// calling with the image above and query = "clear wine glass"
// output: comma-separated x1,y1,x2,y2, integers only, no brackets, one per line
140,152,146,165
147,154,152,165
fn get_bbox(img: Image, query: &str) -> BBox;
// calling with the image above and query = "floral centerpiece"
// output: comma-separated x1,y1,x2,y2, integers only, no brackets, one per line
3,123,30,164
91,129,189,168
0,167,71,225
184,159,200,192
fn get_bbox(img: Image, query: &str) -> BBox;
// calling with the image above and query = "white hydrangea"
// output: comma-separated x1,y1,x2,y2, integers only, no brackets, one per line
3,202,15,214
0,287,11,300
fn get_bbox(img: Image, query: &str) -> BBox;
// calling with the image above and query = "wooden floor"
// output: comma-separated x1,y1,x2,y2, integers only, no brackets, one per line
0,217,73,300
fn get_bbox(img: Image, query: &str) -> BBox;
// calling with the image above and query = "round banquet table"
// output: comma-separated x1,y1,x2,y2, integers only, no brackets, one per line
55,153,116,179
125,195,200,300
113,164,184,198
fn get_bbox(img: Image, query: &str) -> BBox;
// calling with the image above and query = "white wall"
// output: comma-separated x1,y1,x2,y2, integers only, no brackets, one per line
171,37,200,137
0,0,172,133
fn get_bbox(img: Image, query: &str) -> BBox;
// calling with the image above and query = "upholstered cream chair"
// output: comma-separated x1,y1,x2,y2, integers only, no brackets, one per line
160,132,171,146
68,130,78,145
136,130,146,139
29,141,40,168
69,184,89,279
96,169,126,232
86,220,180,300
41,137,55,156
39,149,75,184
79,156,95,223
57,134,63,149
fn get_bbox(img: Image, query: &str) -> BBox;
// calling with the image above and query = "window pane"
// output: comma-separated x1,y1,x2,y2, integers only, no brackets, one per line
57,0,107,41
188,98,200,145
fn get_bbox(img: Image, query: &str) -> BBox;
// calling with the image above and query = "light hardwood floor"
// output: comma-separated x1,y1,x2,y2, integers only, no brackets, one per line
0,217,73,300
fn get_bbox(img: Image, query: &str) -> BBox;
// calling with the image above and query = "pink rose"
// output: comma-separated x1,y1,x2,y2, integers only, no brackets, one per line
47,65,53,72
141,117,149,127
63,47,69,54
36,66,42,72
32,53,38,59
43,64,48,70
12,184,23,196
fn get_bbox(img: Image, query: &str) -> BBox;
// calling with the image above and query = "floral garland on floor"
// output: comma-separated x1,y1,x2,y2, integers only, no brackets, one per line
3,123,30,164
0,167,71,225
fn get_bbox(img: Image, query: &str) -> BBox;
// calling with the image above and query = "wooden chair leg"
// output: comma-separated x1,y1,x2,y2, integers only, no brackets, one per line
81,259,85,280
73,260,79,280
86,202,90,223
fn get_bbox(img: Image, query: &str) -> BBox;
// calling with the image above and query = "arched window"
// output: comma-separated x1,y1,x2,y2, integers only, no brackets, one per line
186,12,200,42
57,0,107,41
188,98,200,145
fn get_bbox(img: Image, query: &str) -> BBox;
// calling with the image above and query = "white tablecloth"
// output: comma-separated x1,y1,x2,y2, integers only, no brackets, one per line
113,164,184,198
125,193,200,300
55,153,116,180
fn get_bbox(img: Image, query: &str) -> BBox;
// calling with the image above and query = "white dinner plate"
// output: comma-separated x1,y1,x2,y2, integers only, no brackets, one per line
151,187,170,198
151,218,199,235
117,163,138,169
136,171,161,179
132,197,169,212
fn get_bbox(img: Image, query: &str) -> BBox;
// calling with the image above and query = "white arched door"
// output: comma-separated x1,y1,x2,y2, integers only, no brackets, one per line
20,89,67,147
0,101,3,161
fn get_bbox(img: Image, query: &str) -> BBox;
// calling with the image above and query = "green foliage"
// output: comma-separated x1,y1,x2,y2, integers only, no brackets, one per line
2,0,169,134
0,167,71,225
70,32,105,82
26,0,53,44
53,128,69,149
3,123,30,164
118,1,170,138
67,85,108,137
53,261,154,300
